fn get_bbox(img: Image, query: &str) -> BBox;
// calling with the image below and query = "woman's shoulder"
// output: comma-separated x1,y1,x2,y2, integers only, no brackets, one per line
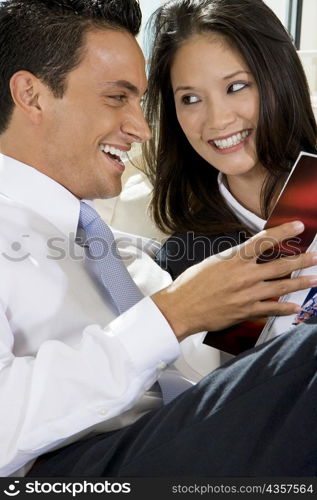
155,230,248,279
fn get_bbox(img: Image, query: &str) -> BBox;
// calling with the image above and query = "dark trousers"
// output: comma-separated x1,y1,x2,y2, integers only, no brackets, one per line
28,320,317,477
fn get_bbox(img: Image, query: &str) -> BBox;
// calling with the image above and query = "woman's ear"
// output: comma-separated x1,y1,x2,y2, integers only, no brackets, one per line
9,71,43,124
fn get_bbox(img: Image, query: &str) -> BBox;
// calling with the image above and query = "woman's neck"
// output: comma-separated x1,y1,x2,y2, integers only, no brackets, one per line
225,166,268,218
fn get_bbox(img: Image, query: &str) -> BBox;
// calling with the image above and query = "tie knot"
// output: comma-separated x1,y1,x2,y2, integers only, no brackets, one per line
77,200,116,254
78,201,100,230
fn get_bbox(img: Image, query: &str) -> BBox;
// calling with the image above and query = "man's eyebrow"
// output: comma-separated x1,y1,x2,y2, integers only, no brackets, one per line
101,80,144,96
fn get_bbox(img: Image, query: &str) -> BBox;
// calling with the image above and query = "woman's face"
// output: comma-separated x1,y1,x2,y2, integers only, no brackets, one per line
171,34,262,180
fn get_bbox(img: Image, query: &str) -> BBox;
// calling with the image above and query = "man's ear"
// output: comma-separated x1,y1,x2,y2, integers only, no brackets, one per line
9,71,44,124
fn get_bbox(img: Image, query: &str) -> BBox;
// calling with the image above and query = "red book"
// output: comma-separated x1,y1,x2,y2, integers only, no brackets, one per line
203,152,317,355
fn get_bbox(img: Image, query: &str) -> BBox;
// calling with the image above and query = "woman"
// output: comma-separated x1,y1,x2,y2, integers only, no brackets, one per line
143,0,317,282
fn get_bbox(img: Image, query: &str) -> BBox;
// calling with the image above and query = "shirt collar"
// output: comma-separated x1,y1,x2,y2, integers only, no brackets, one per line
217,172,266,234
0,153,80,237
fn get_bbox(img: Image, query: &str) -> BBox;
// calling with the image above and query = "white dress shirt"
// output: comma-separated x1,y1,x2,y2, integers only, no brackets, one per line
217,172,266,233
0,156,268,476
0,153,183,476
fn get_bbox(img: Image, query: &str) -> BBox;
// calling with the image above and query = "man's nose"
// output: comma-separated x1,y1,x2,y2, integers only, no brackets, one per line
121,108,152,143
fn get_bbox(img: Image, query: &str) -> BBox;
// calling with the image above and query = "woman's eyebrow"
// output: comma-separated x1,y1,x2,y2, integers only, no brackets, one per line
223,70,251,80
174,70,252,95
174,86,195,95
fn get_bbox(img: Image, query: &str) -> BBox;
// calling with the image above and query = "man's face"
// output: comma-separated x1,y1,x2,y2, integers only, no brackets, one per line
41,28,150,199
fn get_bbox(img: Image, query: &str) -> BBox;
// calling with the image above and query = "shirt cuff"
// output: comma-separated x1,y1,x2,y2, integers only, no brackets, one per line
108,296,180,372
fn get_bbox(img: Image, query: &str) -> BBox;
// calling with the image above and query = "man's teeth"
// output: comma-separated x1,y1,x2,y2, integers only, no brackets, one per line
213,130,250,149
100,144,128,162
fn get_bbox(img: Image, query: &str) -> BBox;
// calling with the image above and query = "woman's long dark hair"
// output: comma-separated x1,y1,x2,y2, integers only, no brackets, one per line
143,0,317,236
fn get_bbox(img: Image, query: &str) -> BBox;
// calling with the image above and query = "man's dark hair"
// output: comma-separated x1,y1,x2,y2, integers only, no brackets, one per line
0,0,142,133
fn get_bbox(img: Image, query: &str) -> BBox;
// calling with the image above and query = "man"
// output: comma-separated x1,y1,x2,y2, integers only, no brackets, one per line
0,0,316,477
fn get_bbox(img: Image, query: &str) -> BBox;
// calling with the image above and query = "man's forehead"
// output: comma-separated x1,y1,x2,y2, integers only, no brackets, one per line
80,29,147,90
83,28,143,62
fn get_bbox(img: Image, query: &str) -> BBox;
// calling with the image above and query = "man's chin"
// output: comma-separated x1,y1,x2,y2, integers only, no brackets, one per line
94,182,123,200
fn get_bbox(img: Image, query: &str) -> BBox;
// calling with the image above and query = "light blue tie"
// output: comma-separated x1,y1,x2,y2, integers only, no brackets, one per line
78,201,193,404
78,201,144,314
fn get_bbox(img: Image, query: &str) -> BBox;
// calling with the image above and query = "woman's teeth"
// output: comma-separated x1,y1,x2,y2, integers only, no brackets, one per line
213,130,250,149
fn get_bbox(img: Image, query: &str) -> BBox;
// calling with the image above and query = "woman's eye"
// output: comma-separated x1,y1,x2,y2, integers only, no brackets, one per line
228,82,248,93
181,95,201,105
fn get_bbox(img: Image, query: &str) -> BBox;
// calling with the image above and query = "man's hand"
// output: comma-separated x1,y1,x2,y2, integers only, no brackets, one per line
151,221,317,341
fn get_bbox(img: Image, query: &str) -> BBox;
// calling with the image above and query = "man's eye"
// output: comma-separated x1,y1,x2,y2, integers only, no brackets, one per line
228,82,248,93
109,95,126,102
181,95,200,105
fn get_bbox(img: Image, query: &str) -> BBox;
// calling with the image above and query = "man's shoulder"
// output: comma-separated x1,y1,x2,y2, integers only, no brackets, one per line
0,192,35,222
0,193,61,237
0,193,69,272
0,194,30,236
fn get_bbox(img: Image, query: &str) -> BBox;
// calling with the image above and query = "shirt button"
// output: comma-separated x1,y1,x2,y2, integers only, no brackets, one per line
99,408,108,416
158,361,167,370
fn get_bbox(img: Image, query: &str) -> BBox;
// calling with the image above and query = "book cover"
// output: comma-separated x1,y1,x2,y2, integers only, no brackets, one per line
203,152,317,355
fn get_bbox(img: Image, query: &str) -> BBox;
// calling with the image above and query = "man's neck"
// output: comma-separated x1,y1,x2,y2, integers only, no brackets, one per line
0,127,38,169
